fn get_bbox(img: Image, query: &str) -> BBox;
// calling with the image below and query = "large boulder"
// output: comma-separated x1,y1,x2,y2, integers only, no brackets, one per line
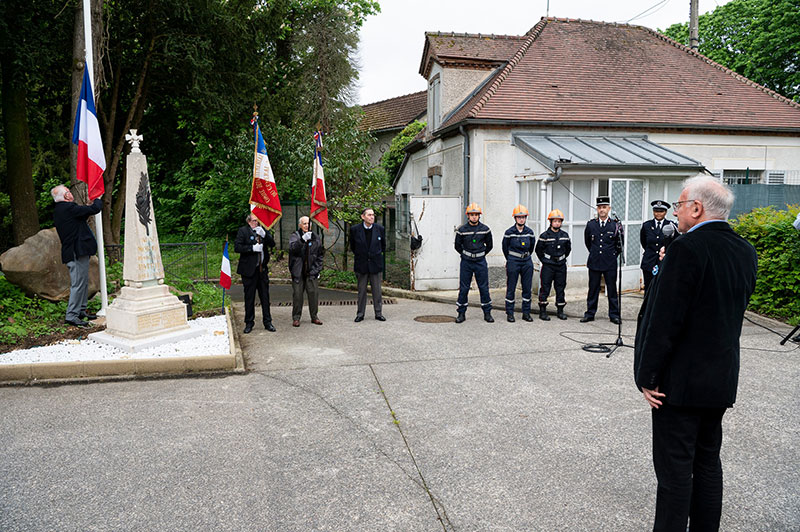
0,228,100,302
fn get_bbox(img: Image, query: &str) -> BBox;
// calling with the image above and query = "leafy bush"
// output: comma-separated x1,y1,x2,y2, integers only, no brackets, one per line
319,269,356,287
381,120,425,181
0,277,100,345
732,205,800,324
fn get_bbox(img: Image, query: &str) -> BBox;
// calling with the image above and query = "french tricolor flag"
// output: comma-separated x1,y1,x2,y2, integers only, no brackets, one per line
72,67,106,201
220,241,232,289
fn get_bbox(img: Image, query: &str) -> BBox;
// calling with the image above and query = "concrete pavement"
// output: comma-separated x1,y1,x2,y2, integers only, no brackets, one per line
1,288,798,531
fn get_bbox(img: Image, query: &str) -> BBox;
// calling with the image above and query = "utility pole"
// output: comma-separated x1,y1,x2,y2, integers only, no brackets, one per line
689,0,699,50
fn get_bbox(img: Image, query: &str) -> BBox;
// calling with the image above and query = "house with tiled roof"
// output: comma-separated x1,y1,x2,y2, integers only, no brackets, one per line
360,91,427,166
394,17,800,291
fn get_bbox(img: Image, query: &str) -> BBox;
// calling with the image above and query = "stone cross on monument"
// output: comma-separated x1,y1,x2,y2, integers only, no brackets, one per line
125,129,143,153
89,131,202,351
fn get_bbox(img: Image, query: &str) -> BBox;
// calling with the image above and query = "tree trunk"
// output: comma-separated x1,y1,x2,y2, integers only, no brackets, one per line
106,38,155,244
70,2,87,203
1,53,39,245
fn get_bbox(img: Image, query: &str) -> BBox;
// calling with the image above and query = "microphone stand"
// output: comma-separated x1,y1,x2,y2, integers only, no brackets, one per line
582,213,634,358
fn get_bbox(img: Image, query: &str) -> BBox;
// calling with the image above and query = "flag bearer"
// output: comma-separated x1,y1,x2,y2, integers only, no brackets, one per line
502,205,535,322
535,209,571,321
454,203,494,323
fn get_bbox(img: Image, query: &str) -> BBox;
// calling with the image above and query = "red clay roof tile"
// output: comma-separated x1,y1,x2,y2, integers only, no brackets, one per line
360,91,427,132
436,18,800,132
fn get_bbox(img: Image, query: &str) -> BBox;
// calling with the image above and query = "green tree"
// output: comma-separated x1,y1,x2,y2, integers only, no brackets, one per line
662,0,800,101
380,120,425,182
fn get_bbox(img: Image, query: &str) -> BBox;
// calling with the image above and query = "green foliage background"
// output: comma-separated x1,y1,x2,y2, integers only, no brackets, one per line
732,205,800,324
661,0,800,102
381,120,425,182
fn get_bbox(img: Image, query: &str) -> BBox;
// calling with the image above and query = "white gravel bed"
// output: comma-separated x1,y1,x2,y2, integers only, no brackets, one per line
0,315,229,365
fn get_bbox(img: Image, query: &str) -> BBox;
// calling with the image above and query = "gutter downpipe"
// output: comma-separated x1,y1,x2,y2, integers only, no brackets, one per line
541,165,562,231
460,125,470,220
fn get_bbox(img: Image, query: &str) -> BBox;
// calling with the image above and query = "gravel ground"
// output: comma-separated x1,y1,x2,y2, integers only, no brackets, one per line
0,315,229,365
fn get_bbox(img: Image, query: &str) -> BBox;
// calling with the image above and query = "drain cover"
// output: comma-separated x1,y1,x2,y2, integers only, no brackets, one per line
414,315,456,323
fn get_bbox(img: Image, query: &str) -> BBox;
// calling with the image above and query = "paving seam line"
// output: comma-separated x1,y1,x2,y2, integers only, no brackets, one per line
248,369,446,513
369,364,455,532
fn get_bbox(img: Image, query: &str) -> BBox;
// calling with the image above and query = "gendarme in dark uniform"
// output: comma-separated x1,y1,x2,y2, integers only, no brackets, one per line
455,203,493,323
640,199,678,292
582,196,621,323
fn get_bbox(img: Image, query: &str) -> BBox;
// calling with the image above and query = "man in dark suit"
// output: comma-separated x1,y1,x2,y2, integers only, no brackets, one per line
51,185,103,327
640,200,678,292
581,195,621,324
349,207,386,322
234,212,276,333
634,176,757,532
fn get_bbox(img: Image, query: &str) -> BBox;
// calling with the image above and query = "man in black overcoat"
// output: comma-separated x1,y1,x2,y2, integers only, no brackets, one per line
349,207,386,322
634,176,757,532
51,185,103,327
234,212,276,333
288,216,325,327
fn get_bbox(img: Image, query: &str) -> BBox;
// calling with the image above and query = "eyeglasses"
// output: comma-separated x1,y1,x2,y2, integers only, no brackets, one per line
672,199,700,210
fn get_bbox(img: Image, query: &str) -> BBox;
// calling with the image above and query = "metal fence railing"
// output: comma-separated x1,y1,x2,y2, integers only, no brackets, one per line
105,242,209,282
729,184,800,219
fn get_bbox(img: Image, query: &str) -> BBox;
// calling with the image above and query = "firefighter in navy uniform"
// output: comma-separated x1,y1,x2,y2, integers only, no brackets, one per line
535,209,571,321
639,199,677,292
502,205,535,322
581,196,621,324
455,203,494,323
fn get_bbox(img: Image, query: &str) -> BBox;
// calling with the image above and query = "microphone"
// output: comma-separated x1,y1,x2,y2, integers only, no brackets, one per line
662,223,675,239
611,211,620,221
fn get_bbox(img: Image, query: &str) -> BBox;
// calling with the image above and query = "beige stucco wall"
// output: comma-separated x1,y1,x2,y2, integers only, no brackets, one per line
441,67,494,119
650,132,800,184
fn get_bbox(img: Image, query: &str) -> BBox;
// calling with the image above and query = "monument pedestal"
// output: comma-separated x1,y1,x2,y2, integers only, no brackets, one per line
89,284,202,352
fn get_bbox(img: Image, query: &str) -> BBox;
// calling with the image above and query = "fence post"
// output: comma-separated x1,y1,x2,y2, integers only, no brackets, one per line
202,243,208,281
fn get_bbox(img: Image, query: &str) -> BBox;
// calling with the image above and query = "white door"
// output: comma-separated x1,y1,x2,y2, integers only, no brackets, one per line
409,195,462,290
609,178,646,291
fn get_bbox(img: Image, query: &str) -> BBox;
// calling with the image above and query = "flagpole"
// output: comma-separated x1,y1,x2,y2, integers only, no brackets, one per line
83,0,109,316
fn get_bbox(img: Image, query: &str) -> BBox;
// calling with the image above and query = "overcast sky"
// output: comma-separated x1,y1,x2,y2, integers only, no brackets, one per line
356,0,732,105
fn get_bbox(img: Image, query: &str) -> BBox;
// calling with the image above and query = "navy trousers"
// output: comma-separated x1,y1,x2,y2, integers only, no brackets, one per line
652,404,726,532
538,263,567,306
585,268,619,319
457,258,492,312
505,258,533,314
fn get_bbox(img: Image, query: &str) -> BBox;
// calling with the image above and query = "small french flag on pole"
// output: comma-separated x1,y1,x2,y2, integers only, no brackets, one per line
72,66,106,201
220,240,232,289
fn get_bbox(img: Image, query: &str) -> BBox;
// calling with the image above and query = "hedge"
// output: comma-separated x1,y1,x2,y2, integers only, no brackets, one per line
731,205,800,325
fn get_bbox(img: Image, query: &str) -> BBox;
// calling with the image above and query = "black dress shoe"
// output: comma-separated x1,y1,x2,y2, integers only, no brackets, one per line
580,316,594,323
375,315,386,321
66,319,90,328
354,316,364,323
80,312,98,320
243,324,254,334
264,322,276,332
610,317,622,325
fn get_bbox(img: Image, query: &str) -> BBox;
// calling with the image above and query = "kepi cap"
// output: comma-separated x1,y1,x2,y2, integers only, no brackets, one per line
596,195,610,206
651,199,670,210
